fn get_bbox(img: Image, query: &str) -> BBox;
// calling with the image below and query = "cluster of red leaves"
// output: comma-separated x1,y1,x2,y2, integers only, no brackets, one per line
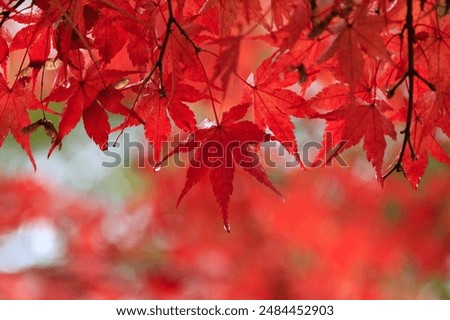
0,167,448,299
0,0,449,226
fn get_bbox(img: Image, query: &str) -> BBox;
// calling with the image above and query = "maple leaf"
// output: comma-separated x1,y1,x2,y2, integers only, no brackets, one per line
211,35,242,93
400,91,450,189
91,5,129,63
317,4,391,89
269,0,298,29
125,1,156,68
314,99,396,184
10,24,54,67
415,16,450,137
310,60,392,113
11,0,96,69
116,79,201,162
157,103,281,231
0,75,44,170
201,0,262,38
257,32,328,94
398,15,450,188
34,0,90,34
46,65,140,154
162,18,206,85
277,1,310,52
309,83,351,112
243,54,313,168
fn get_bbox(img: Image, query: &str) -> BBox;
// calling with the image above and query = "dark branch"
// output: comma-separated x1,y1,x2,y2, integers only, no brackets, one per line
383,0,417,181
0,0,26,28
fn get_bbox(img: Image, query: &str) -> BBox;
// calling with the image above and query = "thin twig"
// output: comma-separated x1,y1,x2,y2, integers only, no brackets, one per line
0,0,25,28
383,0,416,181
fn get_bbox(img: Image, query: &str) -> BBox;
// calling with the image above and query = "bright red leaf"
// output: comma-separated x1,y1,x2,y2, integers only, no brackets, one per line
401,92,450,189
317,4,391,89
314,100,396,184
243,54,312,168
158,103,281,231
117,78,201,162
0,75,43,170
46,65,138,153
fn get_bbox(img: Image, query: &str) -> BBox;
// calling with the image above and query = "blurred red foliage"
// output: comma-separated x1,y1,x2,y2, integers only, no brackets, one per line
0,164,448,299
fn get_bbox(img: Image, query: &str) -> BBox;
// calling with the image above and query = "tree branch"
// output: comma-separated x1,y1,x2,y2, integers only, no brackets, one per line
383,0,416,181
0,0,26,28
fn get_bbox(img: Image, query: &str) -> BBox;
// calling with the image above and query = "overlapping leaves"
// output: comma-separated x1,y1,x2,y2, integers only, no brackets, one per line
0,0,449,227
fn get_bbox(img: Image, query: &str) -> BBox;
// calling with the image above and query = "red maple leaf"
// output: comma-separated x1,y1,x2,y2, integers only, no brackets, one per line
400,92,450,189
33,0,90,35
46,65,140,154
158,103,281,231
91,1,137,64
415,16,450,138
277,1,309,52
317,4,391,89
116,78,201,162
314,99,396,184
211,35,242,93
0,75,44,169
243,53,312,168
10,24,54,68
398,16,450,188
269,0,299,29
124,1,157,68
201,0,262,38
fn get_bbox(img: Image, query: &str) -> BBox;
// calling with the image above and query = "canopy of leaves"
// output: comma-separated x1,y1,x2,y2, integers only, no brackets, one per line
0,0,449,227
